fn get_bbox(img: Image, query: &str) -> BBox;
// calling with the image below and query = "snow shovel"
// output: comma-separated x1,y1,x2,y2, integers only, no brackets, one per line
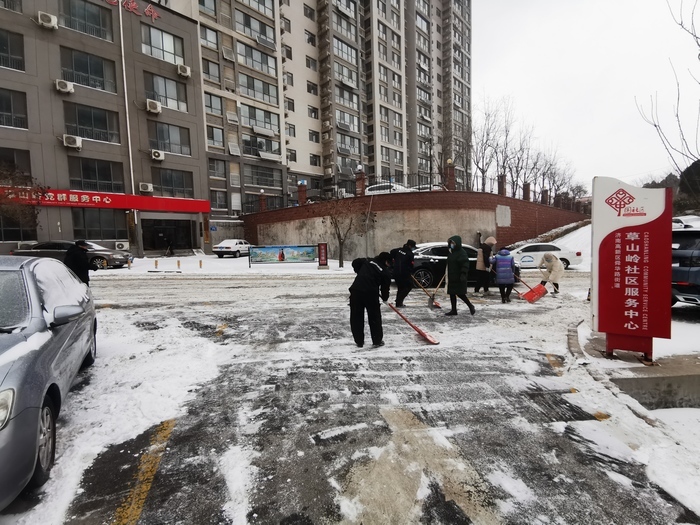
430,273,446,307
515,274,548,304
411,274,441,308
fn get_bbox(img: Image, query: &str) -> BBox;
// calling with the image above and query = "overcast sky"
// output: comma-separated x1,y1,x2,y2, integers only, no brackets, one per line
472,1,699,191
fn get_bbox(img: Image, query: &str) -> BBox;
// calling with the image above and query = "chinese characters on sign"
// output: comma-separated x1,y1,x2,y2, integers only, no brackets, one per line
43,191,113,205
619,231,650,333
103,0,160,22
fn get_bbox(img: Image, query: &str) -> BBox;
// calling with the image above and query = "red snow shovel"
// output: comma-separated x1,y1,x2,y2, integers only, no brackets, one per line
515,274,548,303
411,274,441,308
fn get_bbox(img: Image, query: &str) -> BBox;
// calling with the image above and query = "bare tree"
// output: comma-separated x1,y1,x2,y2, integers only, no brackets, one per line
471,99,501,192
321,197,375,268
0,161,47,234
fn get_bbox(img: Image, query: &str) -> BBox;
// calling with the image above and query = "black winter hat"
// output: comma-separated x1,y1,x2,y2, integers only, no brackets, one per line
376,252,392,264
75,240,89,247
407,239,417,248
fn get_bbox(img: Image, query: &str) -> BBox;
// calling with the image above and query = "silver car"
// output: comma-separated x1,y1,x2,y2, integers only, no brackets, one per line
0,256,97,511
10,241,133,269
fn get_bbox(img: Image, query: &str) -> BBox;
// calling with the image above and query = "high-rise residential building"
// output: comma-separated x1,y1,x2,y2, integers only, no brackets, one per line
197,0,471,222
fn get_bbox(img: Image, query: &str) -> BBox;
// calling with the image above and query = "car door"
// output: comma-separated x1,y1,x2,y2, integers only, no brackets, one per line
672,230,700,297
515,245,540,268
29,242,64,260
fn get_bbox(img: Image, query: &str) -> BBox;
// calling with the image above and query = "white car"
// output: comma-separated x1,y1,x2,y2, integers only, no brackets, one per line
508,243,582,269
365,182,415,195
212,239,251,258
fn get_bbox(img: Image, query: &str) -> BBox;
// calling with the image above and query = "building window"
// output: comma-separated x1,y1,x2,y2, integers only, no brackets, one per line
309,130,319,143
240,104,280,132
305,30,316,46
239,0,274,19
0,30,24,71
0,88,27,129
282,45,292,60
242,164,282,187
285,98,295,112
241,134,280,156
199,0,215,16
306,56,317,71
208,158,226,178
207,126,224,148
72,208,127,240
0,0,22,13
310,154,320,166
307,81,318,95
237,42,277,76
204,93,223,115
285,71,294,86
68,157,124,193
303,4,315,20
308,106,318,119
141,24,184,65
280,0,289,4
210,190,228,210
235,10,275,41
144,72,187,111
59,0,113,41
200,26,218,49
152,167,194,198
64,102,119,142
238,73,278,105
287,149,296,162
281,17,291,33
202,59,220,82
0,212,36,242
60,48,116,92
286,123,296,137
148,121,191,155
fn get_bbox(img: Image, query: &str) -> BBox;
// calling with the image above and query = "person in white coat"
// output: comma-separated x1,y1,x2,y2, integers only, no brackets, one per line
538,252,564,293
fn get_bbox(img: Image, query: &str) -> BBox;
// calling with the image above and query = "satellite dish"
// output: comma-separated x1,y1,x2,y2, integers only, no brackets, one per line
354,164,364,173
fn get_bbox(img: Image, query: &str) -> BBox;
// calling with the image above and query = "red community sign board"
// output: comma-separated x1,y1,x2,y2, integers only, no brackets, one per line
591,177,672,360
3,187,210,214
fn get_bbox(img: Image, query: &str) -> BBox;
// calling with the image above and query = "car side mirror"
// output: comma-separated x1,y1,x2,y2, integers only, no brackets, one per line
52,305,85,327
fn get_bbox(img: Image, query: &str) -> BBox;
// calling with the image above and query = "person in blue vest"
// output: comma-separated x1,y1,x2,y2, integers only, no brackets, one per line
491,247,516,303
349,252,392,347
390,239,416,307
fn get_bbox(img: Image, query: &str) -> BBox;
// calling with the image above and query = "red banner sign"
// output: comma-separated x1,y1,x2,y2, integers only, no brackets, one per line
591,177,672,360
4,187,210,214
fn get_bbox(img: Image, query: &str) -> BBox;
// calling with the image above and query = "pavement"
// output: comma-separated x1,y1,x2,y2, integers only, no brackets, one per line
567,321,700,410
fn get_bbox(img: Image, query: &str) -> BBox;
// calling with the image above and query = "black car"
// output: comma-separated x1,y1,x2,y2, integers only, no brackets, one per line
411,242,520,288
10,241,132,270
672,228,700,306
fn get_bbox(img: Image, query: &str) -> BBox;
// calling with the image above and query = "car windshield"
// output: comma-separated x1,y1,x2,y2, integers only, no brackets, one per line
87,242,109,250
0,270,30,331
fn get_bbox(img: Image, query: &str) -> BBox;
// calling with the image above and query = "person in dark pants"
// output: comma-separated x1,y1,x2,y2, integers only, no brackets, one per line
491,247,516,303
390,239,416,307
64,240,91,285
445,235,476,316
474,236,497,296
349,252,392,348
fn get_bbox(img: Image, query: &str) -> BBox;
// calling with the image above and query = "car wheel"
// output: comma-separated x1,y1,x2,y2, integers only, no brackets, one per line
27,396,56,489
216,254,224,258
233,251,240,258
413,268,434,288
91,256,108,270
82,325,97,368
560,259,570,269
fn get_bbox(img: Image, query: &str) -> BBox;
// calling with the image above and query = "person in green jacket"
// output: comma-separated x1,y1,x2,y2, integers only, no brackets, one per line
445,235,476,316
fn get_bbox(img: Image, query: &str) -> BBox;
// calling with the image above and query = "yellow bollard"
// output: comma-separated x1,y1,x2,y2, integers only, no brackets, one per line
127,260,131,270
199,259,203,269
177,259,181,269
155,260,158,269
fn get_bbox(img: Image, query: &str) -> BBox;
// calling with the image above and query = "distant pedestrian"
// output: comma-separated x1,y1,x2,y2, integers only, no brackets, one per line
474,236,497,296
539,252,565,293
444,235,476,316
491,248,516,303
278,248,286,261
349,252,392,347
390,239,416,307
64,240,91,285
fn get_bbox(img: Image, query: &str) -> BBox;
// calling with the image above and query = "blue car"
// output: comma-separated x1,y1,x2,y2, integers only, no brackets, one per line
0,256,96,511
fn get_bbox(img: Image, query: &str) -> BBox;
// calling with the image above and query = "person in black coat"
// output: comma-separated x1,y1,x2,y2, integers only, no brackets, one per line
390,239,416,307
64,240,91,285
349,252,392,348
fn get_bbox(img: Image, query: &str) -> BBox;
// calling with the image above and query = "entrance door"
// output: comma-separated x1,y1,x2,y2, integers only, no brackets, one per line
142,219,195,250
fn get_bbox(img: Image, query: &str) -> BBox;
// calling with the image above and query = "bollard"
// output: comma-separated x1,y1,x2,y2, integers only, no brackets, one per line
127,260,131,270
177,259,181,269
199,259,203,269
155,260,158,269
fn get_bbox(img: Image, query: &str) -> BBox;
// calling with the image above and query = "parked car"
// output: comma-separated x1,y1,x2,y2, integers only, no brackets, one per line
672,215,700,229
10,241,132,270
365,182,415,195
672,228,700,306
212,239,251,258
508,243,583,269
410,242,520,288
0,256,97,511
411,184,446,192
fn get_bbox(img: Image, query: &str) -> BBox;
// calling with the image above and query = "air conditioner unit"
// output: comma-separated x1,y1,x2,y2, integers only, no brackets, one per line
62,134,82,150
146,99,162,114
54,79,74,94
115,241,130,251
139,182,154,192
151,149,165,161
177,64,191,78
37,11,58,29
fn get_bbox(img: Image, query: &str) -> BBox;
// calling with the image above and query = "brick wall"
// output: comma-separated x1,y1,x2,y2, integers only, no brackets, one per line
242,192,588,259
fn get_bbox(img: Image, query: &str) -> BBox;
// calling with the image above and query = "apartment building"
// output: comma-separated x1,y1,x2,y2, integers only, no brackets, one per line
0,0,210,255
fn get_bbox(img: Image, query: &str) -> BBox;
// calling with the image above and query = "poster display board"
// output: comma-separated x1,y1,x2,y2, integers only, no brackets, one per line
249,245,318,265
591,177,672,360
